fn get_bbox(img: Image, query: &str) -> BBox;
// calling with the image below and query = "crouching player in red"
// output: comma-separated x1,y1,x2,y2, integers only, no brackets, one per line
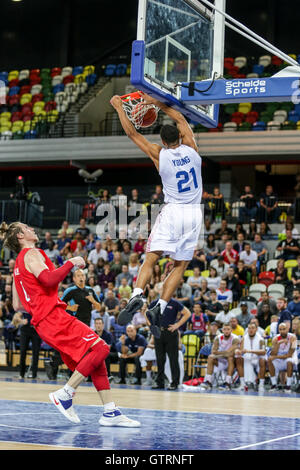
2,221,140,427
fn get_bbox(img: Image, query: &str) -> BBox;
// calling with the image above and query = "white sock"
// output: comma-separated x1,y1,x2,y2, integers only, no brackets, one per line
240,377,245,386
204,374,212,383
146,370,152,379
226,375,231,384
104,401,117,412
59,384,75,399
158,299,168,313
286,377,292,386
271,376,277,386
259,379,265,385
131,288,143,298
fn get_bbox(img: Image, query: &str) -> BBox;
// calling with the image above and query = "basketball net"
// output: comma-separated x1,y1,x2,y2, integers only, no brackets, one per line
120,91,159,129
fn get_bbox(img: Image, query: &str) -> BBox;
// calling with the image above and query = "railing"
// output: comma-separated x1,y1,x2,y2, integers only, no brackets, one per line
0,200,43,227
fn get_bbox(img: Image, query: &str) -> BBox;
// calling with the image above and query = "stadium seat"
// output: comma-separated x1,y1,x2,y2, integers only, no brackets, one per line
31,84,43,96
252,64,264,75
260,111,273,123
8,85,19,97
53,84,64,94
258,55,272,67
24,129,37,139
272,56,283,66
52,75,63,87
267,283,285,300
258,271,275,287
231,111,244,124
72,66,84,76
0,130,12,140
115,64,127,76
266,259,278,271
252,121,266,131
267,121,281,131
11,111,22,122
246,73,259,78
50,67,61,77
238,103,252,114
12,130,24,140
223,122,237,132
83,65,95,75
288,111,300,122
104,64,117,76
234,56,247,68
20,93,32,105
284,260,298,280
245,111,259,124
249,283,267,301
23,112,34,122
47,109,59,122
63,74,74,85
86,73,97,86
61,66,73,78
273,110,287,123
19,69,30,81
8,70,19,81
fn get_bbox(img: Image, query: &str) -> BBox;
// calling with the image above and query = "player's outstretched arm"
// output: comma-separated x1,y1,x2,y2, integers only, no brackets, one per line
140,92,198,153
110,95,161,169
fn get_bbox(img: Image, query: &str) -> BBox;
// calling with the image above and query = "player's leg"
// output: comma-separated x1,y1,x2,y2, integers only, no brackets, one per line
200,356,218,390
258,357,266,392
233,356,247,391
268,357,281,391
118,251,162,326
285,359,294,392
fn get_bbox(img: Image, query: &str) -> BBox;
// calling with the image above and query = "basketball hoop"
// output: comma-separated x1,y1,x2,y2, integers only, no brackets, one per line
120,91,159,129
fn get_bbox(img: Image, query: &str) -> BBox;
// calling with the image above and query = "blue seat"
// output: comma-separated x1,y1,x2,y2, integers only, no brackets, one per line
297,55,300,64
8,86,20,96
85,73,97,86
252,121,266,131
72,66,83,76
252,64,264,75
199,344,212,357
0,71,8,80
52,83,64,94
24,130,37,139
288,110,300,122
115,63,127,76
104,64,116,76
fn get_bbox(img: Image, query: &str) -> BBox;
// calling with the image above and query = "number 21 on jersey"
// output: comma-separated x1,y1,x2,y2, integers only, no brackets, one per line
176,167,198,193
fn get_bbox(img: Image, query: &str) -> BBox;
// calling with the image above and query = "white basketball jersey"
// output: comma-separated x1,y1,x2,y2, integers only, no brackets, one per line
159,144,202,204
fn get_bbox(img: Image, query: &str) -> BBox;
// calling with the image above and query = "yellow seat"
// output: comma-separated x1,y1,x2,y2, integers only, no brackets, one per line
83,65,95,74
20,93,32,105
33,110,47,122
284,260,298,280
12,120,24,130
23,121,33,132
8,70,19,81
0,123,12,132
33,100,45,111
297,120,300,130
47,110,59,122
201,270,210,278
1,112,11,121
238,102,252,114
184,270,194,278
74,74,85,84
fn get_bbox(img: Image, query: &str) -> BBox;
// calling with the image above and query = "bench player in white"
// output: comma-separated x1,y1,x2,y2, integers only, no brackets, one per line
110,92,202,337
234,321,267,392
200,323,240,391
268,322,298,392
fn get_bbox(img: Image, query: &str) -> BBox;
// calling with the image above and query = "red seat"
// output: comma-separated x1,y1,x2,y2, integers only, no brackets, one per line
272,56,283,66
245,111,259,124
30,76,41,86
30,69,40,77
32,93,44,104
258,271,275,287
22,102,33,114
63,74,74,85
7,95,20,106
51,67,62,77
11,111,22,122
23,112,34,122
224,57,234,69
8,79,19,88
44,100,57,111
20,85,32,96
231,111,244,124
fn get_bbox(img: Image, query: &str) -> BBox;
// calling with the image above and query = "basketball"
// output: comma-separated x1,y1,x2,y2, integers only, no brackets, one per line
131,103,157,127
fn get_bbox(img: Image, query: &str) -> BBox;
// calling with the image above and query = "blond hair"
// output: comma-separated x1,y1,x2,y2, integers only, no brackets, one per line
0,221,23,253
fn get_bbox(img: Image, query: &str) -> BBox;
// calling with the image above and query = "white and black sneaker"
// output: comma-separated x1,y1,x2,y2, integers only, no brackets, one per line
118,294,144,326
146,304,162,338
199,381,213,391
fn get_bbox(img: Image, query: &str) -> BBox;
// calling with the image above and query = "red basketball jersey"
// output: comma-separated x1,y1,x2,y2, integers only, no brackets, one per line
14,248,68,327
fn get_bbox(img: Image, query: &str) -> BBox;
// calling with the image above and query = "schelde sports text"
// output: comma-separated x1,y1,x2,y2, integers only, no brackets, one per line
225,79,266,97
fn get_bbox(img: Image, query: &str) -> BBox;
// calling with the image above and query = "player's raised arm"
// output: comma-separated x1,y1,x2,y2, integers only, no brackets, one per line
110,95,161,169
140,92,198,153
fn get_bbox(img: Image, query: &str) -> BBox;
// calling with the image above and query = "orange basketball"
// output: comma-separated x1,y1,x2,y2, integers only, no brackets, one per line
131,103,157,127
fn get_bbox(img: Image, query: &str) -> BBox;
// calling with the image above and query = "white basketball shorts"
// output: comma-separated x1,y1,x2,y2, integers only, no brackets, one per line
146,203,202,261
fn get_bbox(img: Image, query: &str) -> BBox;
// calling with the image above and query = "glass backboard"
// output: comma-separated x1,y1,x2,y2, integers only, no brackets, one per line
131,0,226,127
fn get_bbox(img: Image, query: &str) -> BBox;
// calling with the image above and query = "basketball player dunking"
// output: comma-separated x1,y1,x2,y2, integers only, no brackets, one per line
2,222,139,427
110,92,203,336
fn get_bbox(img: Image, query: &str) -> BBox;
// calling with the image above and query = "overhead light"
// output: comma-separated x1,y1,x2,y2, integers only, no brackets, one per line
12,0,23,3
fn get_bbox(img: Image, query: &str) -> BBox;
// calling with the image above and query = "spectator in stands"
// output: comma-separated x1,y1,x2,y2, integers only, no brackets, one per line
239,185,258,223
118,277,132,300
216,233,230,254
276,297,293,333
39,231,54,251
206,267,221,291
236,302,255,329
259,185,280,223
93,317,113,379
259,221,273,240
58,220,74,238
98,262,115,291
132,303,149,338
276,229,300,261
247,219,257,241
128,253,140,278
116,230,132,252
239,242,258,277
110,186,127,211
292,317,300,340
257,291,278,316
214,256,229,278
204,218,214,236
19,311,41,379
0,273,6,297
69,232,86,254
291,255,300,288
224,265,242,301
174,278,192,309
73,240,87,261
281,221,300,240
183,303,208,338
215,301,235,326
115,264,133,288
272,259,289,286
233,233,246,255
233,222,247,239
203,234,219,263
188,249,206,272
221,241,239,265
56,230,71,253
110,251,123,276
203,290,223,323
203,321,221,344
128,188,142,210
187,267,203,293
87,240,108,264
257,302,273,330
104,290,119,316
251,233,268,271
287,289,300,318
150,184,164,205
215,219,234,240
109,306,127,343
264,314,279,347
133,234,146,256
120,241,132,264
75,218,90,240
44,240,60,264
210,187,226,222
229,316,244,337
117,324,147,385
86,233,97,252
193,279,211,304
87,275,101,298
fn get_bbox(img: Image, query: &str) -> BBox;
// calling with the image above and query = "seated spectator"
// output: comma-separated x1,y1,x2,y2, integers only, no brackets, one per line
233,222,247,240
132,303,150,338
128,253,140,278
151,264,162,287
70,232,86,253
150,184,164,205
203,234,219,262
264,314,279,348
93,317,114,378
58,220,74,238
88,240,108,264
204,218,214,236
229,317,244,337
287,289,300,317
276,229,300,261
291,255,300,288
91,305,110,331
104,289,119,316
56,230,71,253
236,302,255,329
205,267,221,291
118,277,132,300
117,325,147,385
115,264,133,288
257,292,278,317
187,249,207,272
86,233,97,251
120,241,131,264
203,321,221,344
187,267,203,293
203,290,223,323
75,218,90,240
193,279,211,304
257,302,273,330
292,317,300,340
109,308,127,343
174,278,192,309
133,234,146,256
214,256,229,278
251,233,268,271
216,280,233,304
239,185,258,223
221,241,239,266
233,233,246,255
224,265,242,301
281,221,300,240
110,251,123,276
183,303,208,338
210,188,226,222
268,322,297,392
247,219,257,241
39,231,54,251
87,275,101,298
271,259,289,286
216,233,230,254
214,219,234,240
215,301,236,326
98,263,115,291
239,242,258,276
259,221,272,240
73,240,87,260
44,241,60,264
276,297,293,333
259,185,280,223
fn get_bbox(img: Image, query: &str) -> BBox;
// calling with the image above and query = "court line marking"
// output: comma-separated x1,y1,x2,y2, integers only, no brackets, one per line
230,432,300,450
0,439,96,450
